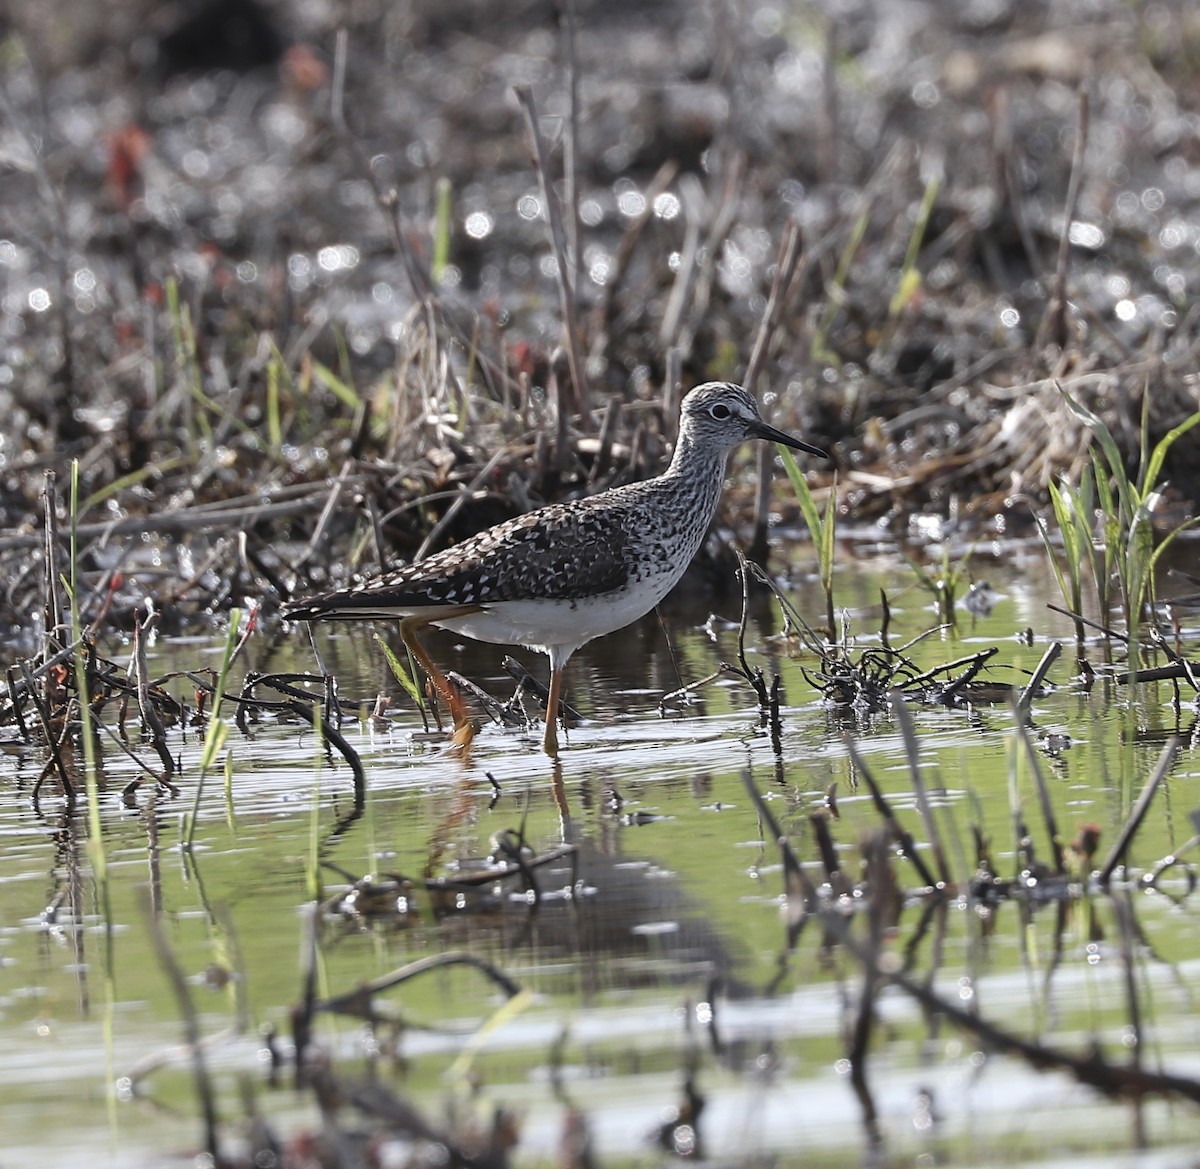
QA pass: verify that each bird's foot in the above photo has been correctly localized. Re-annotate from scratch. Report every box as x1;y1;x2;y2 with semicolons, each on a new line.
451;717;477;750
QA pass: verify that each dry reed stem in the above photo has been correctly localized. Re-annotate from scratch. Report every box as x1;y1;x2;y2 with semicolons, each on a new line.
513;84;593;428
1038;87;1090;352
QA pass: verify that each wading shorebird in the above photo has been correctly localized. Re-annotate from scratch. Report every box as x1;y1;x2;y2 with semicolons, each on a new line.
284;382;827;755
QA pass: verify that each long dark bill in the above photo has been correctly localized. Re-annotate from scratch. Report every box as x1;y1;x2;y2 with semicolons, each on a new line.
749;419;829;460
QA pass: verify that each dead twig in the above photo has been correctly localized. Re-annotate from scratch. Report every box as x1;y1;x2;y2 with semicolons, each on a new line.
891;691;952;886
133;610;175;778
1038;87;1090;351
316;952;522;1021
846;735;940;890
145;890;222;1164
513;84;593;427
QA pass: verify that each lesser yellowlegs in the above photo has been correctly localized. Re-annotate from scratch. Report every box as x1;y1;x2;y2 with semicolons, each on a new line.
284;381;827;755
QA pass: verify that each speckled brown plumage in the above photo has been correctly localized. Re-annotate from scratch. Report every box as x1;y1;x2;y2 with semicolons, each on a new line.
284;382;827;754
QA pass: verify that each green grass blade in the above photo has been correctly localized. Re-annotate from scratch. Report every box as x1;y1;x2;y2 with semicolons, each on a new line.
812;199;871;364
1060;386;1131;508
1143;409;1200;493
266;347;283;452
818;488;837;592
80;457;185;516
889;174;940;317
779;445;824;550
312;360;363;411
1033;505;1071;609
432;176;452;285
186;610;241;851
376;632;425;707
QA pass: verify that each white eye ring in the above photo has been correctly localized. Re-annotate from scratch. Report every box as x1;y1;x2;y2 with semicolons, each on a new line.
709;403;732;420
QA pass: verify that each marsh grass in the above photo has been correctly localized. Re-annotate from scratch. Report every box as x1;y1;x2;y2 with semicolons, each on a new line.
311;356;364;414
903;537;979;628
810;199;871;366
779;445;836;636
1038;463;1105;651
265;342;285;454
1039;385;1200;670
165;276;209;448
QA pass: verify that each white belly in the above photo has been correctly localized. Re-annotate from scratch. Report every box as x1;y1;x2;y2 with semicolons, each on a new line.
434;581;674;658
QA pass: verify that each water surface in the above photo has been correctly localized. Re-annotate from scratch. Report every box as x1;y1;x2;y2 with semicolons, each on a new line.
2;542;1199;1166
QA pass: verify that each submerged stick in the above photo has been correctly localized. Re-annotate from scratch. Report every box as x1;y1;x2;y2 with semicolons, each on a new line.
891;691;952;886
1013;708;1065;875
1112;890;1147;1145
145;891;222;1163
1018;640;1062;721
316;951;522;1019
284;699;366;811
739;768;818;931
846;734;939;890
803;874;1200;1108
836;905;1200;1107
847;833;891;1152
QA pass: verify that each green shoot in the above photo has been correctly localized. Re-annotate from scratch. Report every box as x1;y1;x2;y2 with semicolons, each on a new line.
184;609;241;852
779;445;837;636
888;174;941;318
432;176;452;285
811;199;872;365
376;632;426;710
166;277;212;449
222;743;236;834
312;359;364;412
1036;469;1095;649
1062;387;1200;606
80;456;185;517
903;536;979;629
266;344;283;452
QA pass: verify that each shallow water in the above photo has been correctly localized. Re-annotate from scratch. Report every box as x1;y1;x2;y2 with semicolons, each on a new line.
3;537;1200;1167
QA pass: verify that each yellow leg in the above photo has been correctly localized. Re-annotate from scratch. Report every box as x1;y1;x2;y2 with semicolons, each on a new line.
399;615;473;741
542;666;563;757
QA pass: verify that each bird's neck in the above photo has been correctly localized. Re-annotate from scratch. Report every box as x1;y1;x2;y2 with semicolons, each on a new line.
661;431;729;517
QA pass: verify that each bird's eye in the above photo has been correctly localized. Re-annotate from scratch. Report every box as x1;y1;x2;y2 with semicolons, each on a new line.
709;403;732;420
